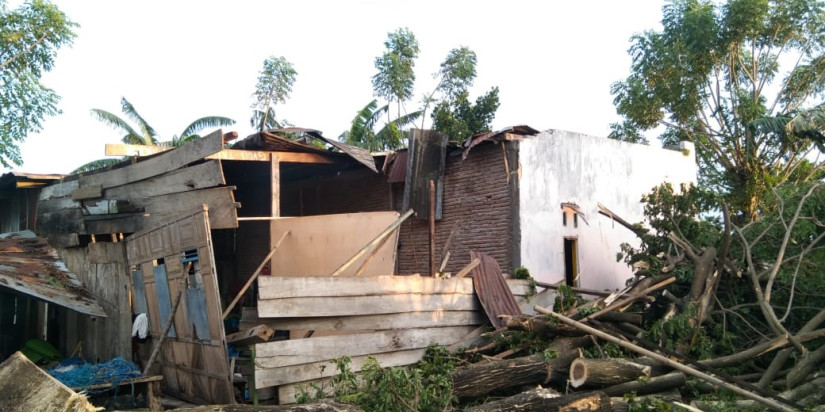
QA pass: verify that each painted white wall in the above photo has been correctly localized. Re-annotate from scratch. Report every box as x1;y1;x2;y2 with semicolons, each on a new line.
518;129;697;291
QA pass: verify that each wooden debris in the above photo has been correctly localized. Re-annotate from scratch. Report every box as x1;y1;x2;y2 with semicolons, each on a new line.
464;389;611;412
226;324;275;346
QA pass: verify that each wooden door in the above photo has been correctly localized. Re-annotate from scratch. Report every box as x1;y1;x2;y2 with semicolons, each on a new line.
126;206;233;404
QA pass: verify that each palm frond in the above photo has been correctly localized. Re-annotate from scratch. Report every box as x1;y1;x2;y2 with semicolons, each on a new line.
120;97;158;143
250;108;281;131
786;105;825;135
89;109;145;144
71;157;127;174
179;116;235;140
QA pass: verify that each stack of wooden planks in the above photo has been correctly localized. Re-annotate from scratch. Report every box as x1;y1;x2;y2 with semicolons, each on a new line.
251;275;535;404
36;130;239;247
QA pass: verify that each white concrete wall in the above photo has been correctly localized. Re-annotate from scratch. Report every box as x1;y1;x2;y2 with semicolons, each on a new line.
518;129;697;291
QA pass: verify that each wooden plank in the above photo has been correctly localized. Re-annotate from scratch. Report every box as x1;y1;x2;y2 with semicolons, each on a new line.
259;275;475;299
270;212;399;277
258;293;480;318
241;310;486;332
103;160;225;200
70;375;163;391
279;378;336;405
38;179;77;200
83;186;238;234
105;143;170;156
470;251;522;329
206;149;336;163
80;129;224;190
71;184;102;200
226;324;274;346
255;325;473;372
35;208;84;235
271;154;279;217
257;349;426;388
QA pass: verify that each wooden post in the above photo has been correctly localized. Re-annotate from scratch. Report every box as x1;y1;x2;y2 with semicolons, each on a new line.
270;154;280;218
429;180;436;277
536;305;796;412
330;209;414;277
222;230;290;319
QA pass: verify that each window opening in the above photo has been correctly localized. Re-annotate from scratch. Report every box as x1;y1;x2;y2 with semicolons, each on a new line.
564;237;579;287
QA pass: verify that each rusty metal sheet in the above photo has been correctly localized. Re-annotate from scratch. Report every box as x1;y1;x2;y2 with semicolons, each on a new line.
469;251;521;328
403;129;447;220
461;125;540;160
0;231;107;317
383;150;408;183
232;128;378;172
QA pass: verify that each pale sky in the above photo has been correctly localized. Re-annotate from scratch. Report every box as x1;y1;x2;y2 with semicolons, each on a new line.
7;1;665;175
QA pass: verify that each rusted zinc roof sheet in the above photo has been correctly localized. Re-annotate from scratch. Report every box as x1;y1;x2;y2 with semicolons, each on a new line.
0;231;107;317
232;127;378;172
461;125;540;160
469;250;521;328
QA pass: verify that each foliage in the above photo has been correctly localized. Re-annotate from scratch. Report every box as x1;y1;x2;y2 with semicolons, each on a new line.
432;87;499;143
340;99;421;151
76;97;234;173
0;0;76;168
372;27;419;117
553;283;586;313
512;266;538;301
320;346;458;412
610;0;825;221
252;56;297;132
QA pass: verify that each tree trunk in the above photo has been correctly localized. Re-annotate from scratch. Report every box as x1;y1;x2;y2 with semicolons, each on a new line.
464;389;611;412
786;344;825;388
569;358;651;388
609;389;683;412
451;351;574;398
600;371;686;397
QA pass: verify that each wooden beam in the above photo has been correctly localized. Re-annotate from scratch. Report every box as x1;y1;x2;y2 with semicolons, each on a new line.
254;326;475;365
241;310;485;332
271;154;280;217
105;144;169;156
258;293;480;318
103;160;225;200
258;275;475;300
205;149;336;164
71;184;102;200
81;129;224;189
330;209;414;276
257;349;426;388
222;230;290;319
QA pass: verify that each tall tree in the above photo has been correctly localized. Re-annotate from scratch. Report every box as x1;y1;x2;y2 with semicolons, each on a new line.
610;0;825;221
252;56;297;132
0;0;76;168
420;46;479;129
431;87;500;143
372;28;419;121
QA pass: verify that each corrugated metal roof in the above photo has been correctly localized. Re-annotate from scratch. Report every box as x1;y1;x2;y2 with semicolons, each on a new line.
0;172;65;191
470;251;522;328
232;128;378;172
461;125;540;160
0;231;107;317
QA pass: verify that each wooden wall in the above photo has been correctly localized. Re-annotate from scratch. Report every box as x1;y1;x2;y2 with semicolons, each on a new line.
59;242;131;363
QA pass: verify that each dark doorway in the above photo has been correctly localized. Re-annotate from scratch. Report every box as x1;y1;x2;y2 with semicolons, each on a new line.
564;237;578;286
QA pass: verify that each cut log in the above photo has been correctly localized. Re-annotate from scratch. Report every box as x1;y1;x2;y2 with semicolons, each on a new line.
451;336;586;399
464;389;611;412
609;389;683;412
168;400;365;411
0;352;97;412
505;315;587;337
569;358;651;388
601;371;686;397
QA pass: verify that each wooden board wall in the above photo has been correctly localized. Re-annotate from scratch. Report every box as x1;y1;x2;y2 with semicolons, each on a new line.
269;212;400;277
126;207;233;405
252;275;535;403
59;242;131;363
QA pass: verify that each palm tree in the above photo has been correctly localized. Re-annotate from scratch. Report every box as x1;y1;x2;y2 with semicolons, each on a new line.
341;99;422;152
73;97;235;173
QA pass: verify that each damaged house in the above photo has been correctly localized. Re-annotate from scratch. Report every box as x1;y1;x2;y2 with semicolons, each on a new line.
0;125;696;405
